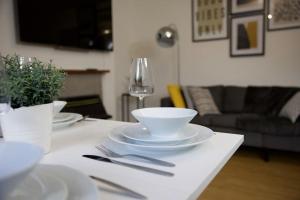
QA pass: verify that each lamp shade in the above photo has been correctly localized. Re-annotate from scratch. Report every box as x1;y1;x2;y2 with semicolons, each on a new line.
156;26;177;48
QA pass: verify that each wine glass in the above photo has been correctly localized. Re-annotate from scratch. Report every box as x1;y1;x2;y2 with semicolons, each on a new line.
129;58;154;109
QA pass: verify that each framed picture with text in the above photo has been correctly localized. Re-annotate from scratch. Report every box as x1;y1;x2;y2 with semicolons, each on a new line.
230;14;265;57
192;0;228;42
231;0;265;14
268;0;300;31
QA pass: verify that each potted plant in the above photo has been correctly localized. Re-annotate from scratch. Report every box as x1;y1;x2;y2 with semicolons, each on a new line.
0;54;65;153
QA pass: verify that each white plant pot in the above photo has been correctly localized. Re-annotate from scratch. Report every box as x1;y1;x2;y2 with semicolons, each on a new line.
0;103;53;153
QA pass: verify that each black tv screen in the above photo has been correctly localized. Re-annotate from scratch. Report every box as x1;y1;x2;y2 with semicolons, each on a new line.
16;0;113;51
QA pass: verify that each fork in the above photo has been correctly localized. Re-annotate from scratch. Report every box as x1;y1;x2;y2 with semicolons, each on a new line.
95;145;175;167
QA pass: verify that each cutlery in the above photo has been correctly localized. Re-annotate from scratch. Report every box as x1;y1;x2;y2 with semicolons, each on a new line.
96;145;175;167
82;155;174;177
90;175;147;199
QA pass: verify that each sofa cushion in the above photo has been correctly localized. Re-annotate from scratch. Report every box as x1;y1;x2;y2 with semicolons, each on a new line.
188;87;220;116
269;87;299;115
167;84;186;108
190;114;211;126
237;116;300;136
208;113;260;128
191;113;259;129
223;86;246;113
209;114;240;128
279;91;300;123
191;114;235;127
206;85;224;111
182;86;194;109
244;86;299;115
244;86;273;114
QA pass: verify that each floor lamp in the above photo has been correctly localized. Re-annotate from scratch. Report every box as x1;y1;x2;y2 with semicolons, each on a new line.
156;25;180;85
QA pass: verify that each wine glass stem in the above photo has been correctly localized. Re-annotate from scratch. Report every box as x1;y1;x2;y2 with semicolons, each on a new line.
137;96;144;109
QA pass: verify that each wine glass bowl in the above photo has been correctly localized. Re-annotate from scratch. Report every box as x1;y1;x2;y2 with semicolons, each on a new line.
129;58;154;108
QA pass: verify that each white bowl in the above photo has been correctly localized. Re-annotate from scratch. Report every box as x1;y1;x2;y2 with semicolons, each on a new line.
53;101;67;116
131;107;197;138
0;142;43;199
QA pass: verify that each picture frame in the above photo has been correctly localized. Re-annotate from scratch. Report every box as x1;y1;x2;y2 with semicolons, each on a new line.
231;0;265;14
192;0;228;42
230;14;265;57
267;0;300;31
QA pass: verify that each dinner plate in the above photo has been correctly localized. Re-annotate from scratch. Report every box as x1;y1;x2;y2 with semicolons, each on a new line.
122;124;198;143
8;172;68;200
108;124;214;152
53;112;75;123
8;164;98;200
53;113;83;129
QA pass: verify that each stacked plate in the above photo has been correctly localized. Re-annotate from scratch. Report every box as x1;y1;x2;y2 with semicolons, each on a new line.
53;113;83;129
108;123;214;152
7;164;98;200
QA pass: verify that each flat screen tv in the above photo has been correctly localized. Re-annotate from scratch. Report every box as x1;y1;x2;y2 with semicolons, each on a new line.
15;0;113;51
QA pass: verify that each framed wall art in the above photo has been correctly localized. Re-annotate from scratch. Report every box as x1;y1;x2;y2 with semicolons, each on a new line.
230;14;265;57
231;0;265;14
192;0;228;42
268;0;300;31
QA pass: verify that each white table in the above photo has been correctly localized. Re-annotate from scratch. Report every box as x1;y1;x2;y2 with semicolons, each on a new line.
42;119;244;200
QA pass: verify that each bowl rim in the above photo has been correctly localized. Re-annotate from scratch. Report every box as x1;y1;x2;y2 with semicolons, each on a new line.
131;107;198;119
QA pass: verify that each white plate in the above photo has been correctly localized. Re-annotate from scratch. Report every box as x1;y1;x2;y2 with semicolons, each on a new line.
53;113;83;129
53;112;75;123
108;124;214;152
8;172;68;200
8;164;98;200
122;124;198;143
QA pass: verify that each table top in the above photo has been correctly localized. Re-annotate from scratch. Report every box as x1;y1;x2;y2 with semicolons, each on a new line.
41;119;244;200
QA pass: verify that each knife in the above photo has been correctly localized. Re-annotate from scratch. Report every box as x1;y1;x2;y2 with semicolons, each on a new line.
83;155;174;177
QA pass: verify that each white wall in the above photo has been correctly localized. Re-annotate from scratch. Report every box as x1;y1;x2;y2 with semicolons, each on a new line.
1;0;299;120
113;0;300;120
0;0;116;117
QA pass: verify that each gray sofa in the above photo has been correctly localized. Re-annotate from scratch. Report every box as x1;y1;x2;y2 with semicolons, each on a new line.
161;85;300;153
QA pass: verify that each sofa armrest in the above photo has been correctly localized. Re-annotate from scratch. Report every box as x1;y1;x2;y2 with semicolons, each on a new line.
160;97;174;107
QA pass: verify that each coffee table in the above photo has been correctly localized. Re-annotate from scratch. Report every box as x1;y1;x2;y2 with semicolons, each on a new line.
42;119;243;200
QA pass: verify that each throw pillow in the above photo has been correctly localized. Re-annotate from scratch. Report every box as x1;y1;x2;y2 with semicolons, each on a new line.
279;91;300;123
167;84;186;108
188;87;220;116
182;86;194;109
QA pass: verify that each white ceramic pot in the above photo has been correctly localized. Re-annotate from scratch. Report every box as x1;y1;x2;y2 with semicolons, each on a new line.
131;107;197;138
0;103;53;153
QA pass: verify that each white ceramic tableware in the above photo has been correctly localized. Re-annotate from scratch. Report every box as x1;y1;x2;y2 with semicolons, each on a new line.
0;142;43;200
53;112;75;123
8;164;98;200
53;101;67;116
0;103;53;153
131;107;197;138
122;124;198;143
52;113;83;129
108;124;214;152
8;173;68;200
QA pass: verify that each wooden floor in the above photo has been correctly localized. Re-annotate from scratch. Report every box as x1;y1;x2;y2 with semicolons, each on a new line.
199;148;300;200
